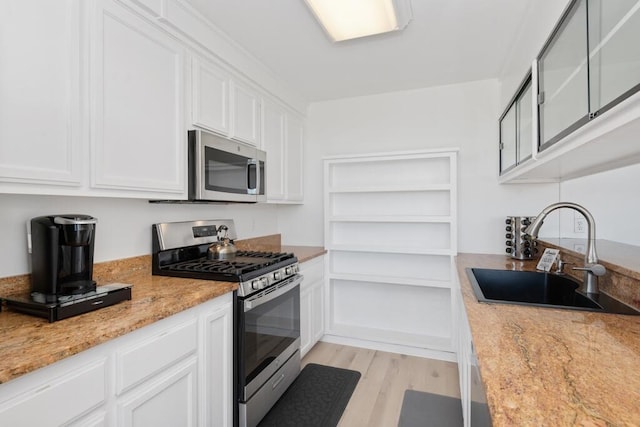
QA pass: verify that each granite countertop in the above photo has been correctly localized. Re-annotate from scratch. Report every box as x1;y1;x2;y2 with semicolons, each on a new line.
456;253;640;426
0;237;326;385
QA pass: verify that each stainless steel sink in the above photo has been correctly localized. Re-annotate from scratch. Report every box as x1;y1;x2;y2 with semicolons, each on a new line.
467;268;640;315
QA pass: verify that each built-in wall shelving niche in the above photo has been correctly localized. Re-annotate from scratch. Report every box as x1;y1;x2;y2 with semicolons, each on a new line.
323;149;458;358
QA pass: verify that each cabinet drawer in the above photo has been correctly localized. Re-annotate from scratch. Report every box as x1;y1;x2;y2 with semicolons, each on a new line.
300;256;324;285
116;319;198;395
0;360;106;425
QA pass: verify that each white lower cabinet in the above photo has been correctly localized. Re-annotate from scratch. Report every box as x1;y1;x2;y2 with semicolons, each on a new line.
117;357;198;427
0;359;106;426
299;256;325;357
0;293;233;427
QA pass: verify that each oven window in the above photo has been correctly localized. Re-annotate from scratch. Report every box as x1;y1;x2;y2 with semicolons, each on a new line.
204;146;248;194
241;286;300;385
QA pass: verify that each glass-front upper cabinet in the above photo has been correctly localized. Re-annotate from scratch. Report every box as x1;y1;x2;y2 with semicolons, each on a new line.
588;0;640;113
499;103;517;174
538;0;589;150
538;0;640;151
499;74;533;175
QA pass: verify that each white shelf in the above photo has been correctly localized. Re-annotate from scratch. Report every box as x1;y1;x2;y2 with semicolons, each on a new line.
328;215;452;223
327;184;451;194
327;323;452;352
329;273;452;289
328;244;453;256
324;150;458;354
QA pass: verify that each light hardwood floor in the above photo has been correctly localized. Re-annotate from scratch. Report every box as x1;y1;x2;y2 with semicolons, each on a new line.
301;342;460;427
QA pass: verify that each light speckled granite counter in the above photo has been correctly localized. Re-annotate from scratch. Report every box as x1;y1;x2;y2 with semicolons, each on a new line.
0;235;325;385
457;253;640;426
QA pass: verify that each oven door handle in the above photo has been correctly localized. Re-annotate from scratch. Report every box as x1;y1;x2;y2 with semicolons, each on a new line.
244;275;302;312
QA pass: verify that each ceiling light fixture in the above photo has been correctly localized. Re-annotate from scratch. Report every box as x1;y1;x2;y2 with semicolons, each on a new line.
304;0;413;42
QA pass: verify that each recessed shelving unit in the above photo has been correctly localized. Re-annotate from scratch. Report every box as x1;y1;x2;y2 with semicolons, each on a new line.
323;149;458;357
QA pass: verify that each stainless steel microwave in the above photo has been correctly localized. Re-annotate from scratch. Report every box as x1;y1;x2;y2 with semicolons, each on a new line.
188;129;266;203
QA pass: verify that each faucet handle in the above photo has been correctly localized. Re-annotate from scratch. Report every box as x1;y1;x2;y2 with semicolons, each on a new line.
555;259;573;274
572;263;607;277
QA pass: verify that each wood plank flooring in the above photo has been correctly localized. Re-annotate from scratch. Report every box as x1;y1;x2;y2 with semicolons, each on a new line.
301;342;460;427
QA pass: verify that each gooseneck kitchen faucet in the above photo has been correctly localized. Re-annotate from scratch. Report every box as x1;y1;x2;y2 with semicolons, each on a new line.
525;202;606;294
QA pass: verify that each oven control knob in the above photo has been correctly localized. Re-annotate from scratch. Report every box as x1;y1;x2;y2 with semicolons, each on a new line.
285;267;292;275
260;277;269;288
273;271;281;281
251;280;260;290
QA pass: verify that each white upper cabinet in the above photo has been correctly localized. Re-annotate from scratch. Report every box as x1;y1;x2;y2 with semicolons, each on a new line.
231;81;261;146
261;99;305;203
191;57;230;136
90;0;185;196
501;0;640;183
285;113;304;202
0;0;82;189
262;99;286;201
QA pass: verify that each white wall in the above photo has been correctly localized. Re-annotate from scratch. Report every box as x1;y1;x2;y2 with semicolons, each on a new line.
558;163;640;245
278;79;559;254
0;194;278;278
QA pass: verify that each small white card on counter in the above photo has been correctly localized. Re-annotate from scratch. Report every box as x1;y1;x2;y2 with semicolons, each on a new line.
536;248;559;272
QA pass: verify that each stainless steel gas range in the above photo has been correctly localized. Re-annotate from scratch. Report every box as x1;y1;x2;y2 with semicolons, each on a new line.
152;220;301;427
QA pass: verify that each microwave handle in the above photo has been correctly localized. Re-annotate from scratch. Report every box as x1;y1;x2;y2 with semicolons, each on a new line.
247;159;258;195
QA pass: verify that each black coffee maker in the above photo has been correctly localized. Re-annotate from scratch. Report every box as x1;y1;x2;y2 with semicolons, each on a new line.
30;214;98;303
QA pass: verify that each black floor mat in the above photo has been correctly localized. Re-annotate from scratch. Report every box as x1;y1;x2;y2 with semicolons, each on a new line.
397;390;464;427
258;363;361;427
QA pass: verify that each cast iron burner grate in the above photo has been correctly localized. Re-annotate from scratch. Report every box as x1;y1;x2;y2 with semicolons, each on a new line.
161;251;296;278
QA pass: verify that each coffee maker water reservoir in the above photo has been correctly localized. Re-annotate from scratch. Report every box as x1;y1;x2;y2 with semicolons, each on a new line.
30;215;98;303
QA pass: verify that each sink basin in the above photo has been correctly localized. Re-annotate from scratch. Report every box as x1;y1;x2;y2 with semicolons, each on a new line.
466;268;640;315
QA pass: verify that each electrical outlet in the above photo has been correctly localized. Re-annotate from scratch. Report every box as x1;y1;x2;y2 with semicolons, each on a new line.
574;212;586;234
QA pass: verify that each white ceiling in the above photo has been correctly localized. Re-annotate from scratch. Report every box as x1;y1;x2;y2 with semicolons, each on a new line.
185;0;534;102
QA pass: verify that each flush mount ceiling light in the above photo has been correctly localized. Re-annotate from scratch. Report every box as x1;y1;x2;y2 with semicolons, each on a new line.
304;0;413;42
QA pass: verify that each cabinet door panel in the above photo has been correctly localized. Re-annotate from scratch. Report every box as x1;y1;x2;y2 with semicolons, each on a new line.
118;359;198;427
0;0;82;186
91;0;185;193
499;105;516;173
0;360;106;426
192;57;229;135
262;100;286;201
285;114;304;201
588;0;640;111
202;303;233;427
232;82;260;146
538;0;589;148
116;319;198;395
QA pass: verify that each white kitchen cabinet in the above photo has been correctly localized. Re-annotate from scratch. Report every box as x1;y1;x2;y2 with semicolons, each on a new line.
191;56;231;136
299;255;325;357
0;0;83;189
284;113;304;202
324;150;458;357
231;81;261;146
261;99;305;203
117;357;198;427
0;293;233;427
90;0;186;197
0;357;106;426
500;0;640;183
200;300;233;427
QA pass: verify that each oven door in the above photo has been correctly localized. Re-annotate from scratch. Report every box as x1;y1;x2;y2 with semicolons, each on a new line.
238;274;301;402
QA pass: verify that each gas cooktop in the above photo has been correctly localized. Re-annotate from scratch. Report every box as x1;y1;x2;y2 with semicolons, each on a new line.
151;220;299;297
156;251;297;282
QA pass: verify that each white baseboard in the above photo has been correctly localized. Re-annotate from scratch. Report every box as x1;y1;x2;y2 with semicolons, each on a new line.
319;334;458;363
